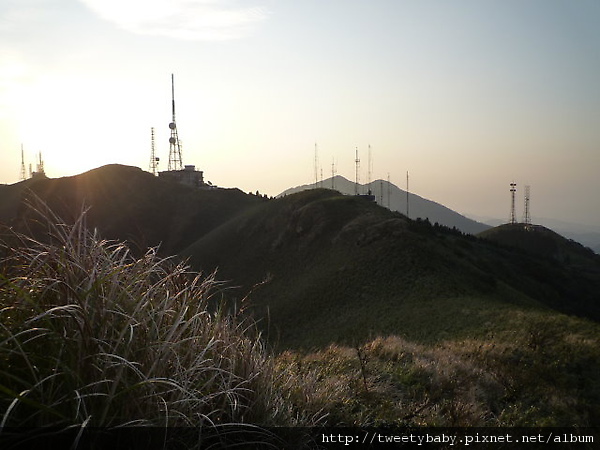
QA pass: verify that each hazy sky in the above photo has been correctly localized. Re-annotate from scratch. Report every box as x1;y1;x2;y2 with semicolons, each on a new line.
1;0;599;226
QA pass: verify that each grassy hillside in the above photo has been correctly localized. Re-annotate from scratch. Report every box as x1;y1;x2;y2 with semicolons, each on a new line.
1;164;266;256
182;189;600;349
276;310;600;426
2;181;599;429
182;189;600;426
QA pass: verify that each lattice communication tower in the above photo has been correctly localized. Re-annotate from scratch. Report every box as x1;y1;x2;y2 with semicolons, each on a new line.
354;147;360;195
523;185;531;225
149;127;159;175
168;74;183;171
509;182;517;224
20;144;26;181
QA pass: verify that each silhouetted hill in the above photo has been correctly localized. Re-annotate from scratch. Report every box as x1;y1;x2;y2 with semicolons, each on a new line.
0;176;48;223
468;213;600;254
279;175;490;235
478;223;600;264
182;189;600;348
0;164;266;255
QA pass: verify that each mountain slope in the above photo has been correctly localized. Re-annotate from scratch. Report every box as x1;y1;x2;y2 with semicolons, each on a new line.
279;175;490;235
182;189;600;348
0;164;266;255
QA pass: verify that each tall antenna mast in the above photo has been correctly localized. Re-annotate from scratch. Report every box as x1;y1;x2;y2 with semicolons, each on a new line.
331;158;336;189
367;144;372;195
314;142;318;188
354;146;360;195
523;185;531;225
406;171;410;218
387;172;391;209
168;74;183;171
509;182;517;224
149;127;159;175
20;144;26;181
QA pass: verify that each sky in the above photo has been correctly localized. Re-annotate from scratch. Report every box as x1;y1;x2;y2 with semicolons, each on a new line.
1;0;599;226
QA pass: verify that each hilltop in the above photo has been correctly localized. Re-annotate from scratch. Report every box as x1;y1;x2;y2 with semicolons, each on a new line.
0;164;266;255
479;222;600;263
279;175;490;235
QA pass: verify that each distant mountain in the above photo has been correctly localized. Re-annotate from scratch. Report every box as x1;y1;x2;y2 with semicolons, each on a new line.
279;175;490;235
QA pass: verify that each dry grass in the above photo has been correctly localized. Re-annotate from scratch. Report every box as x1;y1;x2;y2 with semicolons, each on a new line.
275;327;600;427
0;200;303;434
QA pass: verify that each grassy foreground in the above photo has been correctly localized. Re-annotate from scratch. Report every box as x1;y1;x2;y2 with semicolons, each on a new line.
0;203;314;434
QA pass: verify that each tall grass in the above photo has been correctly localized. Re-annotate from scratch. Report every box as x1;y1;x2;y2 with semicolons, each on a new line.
275;321;600;427
0;201;294;432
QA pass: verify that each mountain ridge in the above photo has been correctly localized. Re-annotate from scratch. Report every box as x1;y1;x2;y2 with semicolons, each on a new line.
2;164;599;349
182;188;600;348
279;175;490;235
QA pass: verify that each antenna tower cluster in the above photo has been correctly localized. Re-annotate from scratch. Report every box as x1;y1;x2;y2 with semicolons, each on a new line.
37;152;44;174
20;147;45;179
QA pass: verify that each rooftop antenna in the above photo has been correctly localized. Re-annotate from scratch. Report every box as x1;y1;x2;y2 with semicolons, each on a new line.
509;182;517;224
523;185;531;225
354;146;360;195
149;127;159;175
168;74;183;171
20;144;26;181
406;171;410;218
